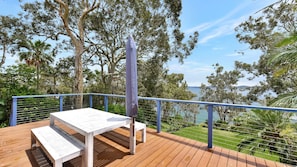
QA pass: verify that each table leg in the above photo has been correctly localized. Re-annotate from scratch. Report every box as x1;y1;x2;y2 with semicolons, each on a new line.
130;118;136;154
85;133;94;167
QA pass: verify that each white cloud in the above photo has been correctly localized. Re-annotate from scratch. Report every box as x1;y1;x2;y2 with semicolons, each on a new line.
212;47;224;51
199;24;234;44
167;61;214;86
185;22;212;34
170;0;279;86
185;1;250;34
186;0;279;44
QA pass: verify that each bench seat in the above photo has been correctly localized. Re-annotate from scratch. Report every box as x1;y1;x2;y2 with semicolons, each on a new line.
31;126;84;167
122;122;146;143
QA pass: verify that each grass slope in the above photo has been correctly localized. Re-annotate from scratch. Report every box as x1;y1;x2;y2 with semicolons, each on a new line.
172;125;279;162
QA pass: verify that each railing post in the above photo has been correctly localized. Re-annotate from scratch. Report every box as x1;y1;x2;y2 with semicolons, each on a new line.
89;94;93;108
9;97;17;126
207;104;214;148
104;96;108;112
156;100;162;133
59;96;63;111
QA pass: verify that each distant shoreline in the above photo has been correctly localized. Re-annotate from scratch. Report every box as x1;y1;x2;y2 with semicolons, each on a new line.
188;85;251;89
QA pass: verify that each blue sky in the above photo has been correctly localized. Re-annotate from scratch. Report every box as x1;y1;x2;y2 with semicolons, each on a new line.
168;0;278;86
1;0;278;86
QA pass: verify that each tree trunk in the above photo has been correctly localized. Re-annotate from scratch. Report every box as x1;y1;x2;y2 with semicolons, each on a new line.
106;63;116;93
54;0;100;108
74;42;84;109
36;65;40;92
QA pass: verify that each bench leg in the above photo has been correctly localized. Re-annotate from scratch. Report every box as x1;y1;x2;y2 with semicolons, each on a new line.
142;127;146;143
54;160;62;167
81;154;85;167
31;132;37;149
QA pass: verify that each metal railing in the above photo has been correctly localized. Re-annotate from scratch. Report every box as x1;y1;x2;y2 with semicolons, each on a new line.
9;93;297;165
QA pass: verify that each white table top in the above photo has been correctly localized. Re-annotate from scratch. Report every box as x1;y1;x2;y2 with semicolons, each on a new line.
50;108;131;135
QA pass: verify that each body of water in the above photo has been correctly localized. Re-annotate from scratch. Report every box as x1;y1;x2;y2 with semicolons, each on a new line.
187;86;219;124
187;86;297;124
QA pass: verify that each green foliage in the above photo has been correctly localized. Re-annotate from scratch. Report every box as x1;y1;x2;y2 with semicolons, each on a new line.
0;15;28;67
161;73;196;100
16;97;59;124
18;0;198;96
18;40;55;93
0;64;41;126
275;34;297;47
1;1;197;122
3;64;38;95
137;100;157;125
268;92;297;108
166;114;184;132
235;0;297;105
235;1;297;51
0;100;6;122
138;56;164;97
200;63;249;123
0;121;8;128
213;120;228;130
234;109;297;165
107;104;126;116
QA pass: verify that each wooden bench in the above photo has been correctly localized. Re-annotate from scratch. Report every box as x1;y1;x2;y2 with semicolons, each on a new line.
122;122;146;143
31;126;84;167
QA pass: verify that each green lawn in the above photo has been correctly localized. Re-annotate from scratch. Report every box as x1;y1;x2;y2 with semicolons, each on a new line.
172;125;280;162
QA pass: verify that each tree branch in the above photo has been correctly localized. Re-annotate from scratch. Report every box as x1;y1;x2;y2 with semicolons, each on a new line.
0;45;6;67
54;0;77;44
78;0;100;42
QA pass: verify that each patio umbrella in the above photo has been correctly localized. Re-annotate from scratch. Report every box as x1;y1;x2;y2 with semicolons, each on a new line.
125;35;138;154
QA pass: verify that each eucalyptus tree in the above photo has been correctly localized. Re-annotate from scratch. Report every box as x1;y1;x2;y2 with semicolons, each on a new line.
19;0;102;107
137;55;164;97
84;0;198;95
54;56;75;93
161;72;197;127
19;0;198;107
235;0;297;101
18;40;55;92
200;63;249;124
0;16;27;67
42;65;61;94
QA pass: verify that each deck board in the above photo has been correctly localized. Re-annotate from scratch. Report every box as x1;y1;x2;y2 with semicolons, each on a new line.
207;146;222;167
0;120;291;167
228;149;238;167
237;151;247;167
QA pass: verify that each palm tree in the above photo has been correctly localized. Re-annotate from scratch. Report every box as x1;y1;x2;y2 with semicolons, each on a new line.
236;109;296;164
19;40;54;92
267;34;297;106
268;34;297;67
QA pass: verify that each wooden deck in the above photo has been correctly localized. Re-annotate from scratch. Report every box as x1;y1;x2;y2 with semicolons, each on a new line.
0;120;289;167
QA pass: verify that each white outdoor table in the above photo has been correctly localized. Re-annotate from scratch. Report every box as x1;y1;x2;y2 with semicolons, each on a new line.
49;108;133;167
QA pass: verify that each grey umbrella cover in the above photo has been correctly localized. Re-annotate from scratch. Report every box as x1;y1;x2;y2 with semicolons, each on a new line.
125;36;138;117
